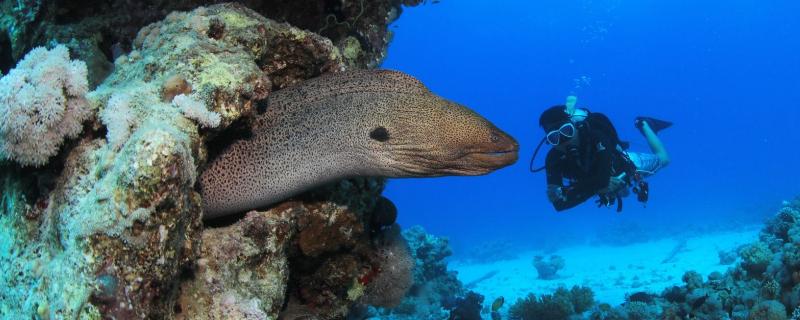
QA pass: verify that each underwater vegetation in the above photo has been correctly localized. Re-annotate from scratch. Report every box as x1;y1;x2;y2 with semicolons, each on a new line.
508;286;595;320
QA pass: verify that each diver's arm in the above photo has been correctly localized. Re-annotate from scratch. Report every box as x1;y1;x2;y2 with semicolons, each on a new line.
544;152;571;211
552;191;593;211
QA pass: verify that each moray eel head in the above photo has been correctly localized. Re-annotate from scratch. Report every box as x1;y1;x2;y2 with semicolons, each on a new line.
366;97;519;177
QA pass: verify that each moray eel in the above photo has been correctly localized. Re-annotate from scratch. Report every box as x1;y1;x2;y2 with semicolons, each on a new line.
199;70;518;219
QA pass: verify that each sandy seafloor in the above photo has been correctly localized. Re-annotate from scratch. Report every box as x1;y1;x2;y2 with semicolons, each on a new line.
450;226;761;315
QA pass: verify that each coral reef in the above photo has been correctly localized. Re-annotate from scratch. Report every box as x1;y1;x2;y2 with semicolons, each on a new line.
404;225;455;285
175;207;296;319
589;196;800;319
0;0;424;86
0;44;90;166
508;286;595;320
719;247;739;265
534;255;566;280
365;225;466;319
0;3;427;319
358;226;415;309
444;290;484;320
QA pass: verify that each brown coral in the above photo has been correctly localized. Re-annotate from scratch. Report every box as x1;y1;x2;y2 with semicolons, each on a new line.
176;207;297;319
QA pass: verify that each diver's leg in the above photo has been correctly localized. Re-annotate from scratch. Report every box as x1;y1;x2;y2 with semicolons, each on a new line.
639;121;670;168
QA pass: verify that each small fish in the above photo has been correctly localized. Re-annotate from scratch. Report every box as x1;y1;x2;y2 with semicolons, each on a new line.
491;296;505;312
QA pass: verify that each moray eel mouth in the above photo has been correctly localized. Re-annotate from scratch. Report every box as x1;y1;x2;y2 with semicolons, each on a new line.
447;132;519;175
391;129;519;176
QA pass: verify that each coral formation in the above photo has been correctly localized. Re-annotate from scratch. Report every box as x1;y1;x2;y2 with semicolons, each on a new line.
367;225;466;319
0;44;90;166
404;225;455;285
359;229;414;308
0;3;427;319
588;196;800;319
534;255;566;280
719;248;739;265
175;207;296;319
0;0;424;86
445;290;484;320
508;286;595;320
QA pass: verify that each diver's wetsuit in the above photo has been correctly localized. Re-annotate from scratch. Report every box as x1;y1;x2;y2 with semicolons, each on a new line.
545;127;622;211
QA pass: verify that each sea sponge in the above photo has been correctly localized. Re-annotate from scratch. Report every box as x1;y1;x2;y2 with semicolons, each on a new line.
161;74;192;102
360;231;414;308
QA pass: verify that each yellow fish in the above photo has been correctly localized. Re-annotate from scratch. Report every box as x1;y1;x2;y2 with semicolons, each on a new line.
491;296;505;312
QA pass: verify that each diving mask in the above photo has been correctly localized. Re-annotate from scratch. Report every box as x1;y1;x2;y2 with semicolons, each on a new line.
546;122;576;145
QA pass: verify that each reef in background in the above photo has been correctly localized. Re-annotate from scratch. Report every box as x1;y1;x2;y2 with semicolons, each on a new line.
506;195;800;320
354;225;468;319
0;2;428;319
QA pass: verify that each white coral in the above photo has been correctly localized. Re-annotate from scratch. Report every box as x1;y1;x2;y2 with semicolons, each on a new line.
173;93;221;128
0;44;91;166
100;93;135;150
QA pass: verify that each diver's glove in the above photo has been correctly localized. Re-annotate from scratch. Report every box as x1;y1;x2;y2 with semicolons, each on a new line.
596;193;616;208
599;174;627;194
547;185;567;203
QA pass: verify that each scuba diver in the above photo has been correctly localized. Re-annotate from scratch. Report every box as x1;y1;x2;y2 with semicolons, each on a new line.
531;96;672;212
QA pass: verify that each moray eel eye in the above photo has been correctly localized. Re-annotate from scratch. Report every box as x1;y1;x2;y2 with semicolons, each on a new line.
490;131;501;143
370;126;390;142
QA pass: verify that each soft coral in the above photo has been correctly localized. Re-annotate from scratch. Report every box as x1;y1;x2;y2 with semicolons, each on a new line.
0;44;90;167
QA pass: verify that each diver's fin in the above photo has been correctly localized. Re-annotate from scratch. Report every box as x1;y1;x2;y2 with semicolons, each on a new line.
635;116;672;134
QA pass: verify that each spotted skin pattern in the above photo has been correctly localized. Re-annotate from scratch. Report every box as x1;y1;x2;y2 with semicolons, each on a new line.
199;70;518;219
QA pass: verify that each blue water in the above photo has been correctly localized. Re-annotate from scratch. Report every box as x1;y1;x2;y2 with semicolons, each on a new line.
382;0;800;257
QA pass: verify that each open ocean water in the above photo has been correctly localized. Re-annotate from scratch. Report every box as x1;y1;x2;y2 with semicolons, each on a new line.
382;0;800;259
